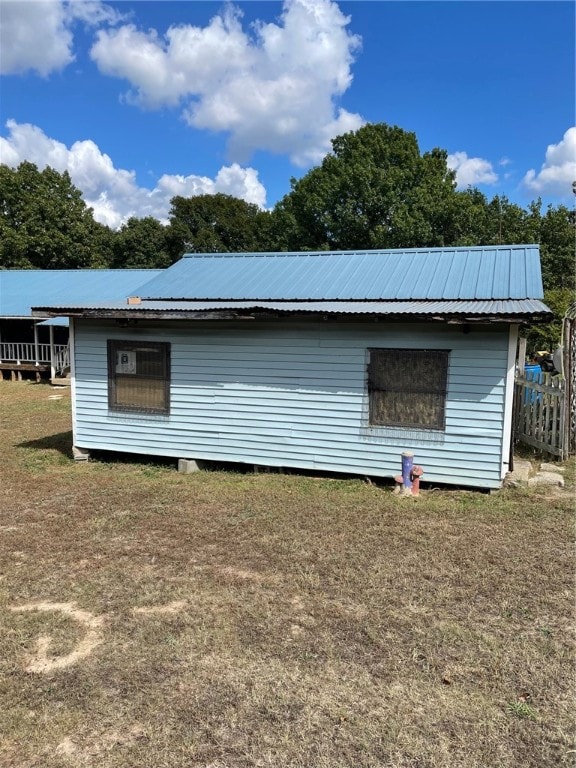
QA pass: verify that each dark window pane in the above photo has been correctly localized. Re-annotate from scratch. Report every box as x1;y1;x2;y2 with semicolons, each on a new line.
108;340;170;414
113;377;167;410
368;349;448;430
136;348;166;378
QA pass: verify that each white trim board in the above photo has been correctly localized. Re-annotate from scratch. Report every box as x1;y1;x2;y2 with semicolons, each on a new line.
501;324;519;479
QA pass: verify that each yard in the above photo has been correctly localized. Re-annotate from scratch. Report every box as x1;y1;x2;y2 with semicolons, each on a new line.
0;383;573;768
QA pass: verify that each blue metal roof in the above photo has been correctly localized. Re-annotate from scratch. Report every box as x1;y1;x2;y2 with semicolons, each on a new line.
134;245;544;302
0;269;163;318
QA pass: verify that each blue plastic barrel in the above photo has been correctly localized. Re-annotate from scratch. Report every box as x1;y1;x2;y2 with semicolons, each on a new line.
525;364;543;381
523;364;543;403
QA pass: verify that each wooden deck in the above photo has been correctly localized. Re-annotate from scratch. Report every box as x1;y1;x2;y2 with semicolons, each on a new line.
0;362;51;381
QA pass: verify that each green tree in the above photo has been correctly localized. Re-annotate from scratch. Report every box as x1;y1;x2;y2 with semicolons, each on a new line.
111;216;171;268
525;287;573;353
522;203;574;354
446;191;539;247
272;123;459;251
90;220;116;269
0;162;110;269
166;193;272;261
538;203;575;292
449;194;574;291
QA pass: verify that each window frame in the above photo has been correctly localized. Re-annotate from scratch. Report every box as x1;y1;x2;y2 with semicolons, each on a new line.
107;339;171;415
367;348;449;431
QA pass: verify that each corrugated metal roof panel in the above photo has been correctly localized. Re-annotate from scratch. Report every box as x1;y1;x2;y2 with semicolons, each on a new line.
32;299;552;317
0;269;163;317
135;246;544;302
474;248;496;298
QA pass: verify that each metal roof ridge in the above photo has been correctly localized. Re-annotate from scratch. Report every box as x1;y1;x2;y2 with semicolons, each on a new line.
138;296;537;304
181;244;540;259
0;268;162;274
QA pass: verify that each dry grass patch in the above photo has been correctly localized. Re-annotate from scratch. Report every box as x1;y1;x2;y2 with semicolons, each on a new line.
0;382;573;768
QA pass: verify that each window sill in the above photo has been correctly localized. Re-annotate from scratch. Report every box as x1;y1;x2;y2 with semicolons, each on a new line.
107;411;170;423
360;424;446;445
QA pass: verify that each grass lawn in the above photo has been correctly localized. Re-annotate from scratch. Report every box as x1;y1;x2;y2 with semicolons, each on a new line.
0;382;573;768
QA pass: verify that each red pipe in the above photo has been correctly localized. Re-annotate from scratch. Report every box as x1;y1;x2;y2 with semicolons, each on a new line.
411;465;424;496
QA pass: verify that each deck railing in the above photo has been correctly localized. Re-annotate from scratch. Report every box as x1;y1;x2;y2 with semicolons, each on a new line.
54;345;70;373
0;343;70;373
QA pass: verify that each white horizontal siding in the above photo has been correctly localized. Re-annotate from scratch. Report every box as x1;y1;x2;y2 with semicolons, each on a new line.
73;320;512;488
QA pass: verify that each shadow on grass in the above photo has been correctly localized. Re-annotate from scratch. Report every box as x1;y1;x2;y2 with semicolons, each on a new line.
90;450;396;487
18;431;74;459
91;449;362;477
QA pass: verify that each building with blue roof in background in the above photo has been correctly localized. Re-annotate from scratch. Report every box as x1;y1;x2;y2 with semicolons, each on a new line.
0;269;161;380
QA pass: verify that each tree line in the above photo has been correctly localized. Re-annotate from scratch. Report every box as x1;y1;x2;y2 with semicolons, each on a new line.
1;123;573;349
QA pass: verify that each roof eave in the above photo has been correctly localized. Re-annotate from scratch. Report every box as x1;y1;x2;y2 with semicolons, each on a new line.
32;307;553;324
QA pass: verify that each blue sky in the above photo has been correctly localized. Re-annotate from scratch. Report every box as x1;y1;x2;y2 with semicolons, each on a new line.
0;0;574;228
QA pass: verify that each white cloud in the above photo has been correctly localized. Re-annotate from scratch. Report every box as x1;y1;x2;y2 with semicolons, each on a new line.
0;0;121;77
523;127;576;197
447;151;498;188
0;0;73;75
65;0;122;27
0;120;267;228
90;0;364;165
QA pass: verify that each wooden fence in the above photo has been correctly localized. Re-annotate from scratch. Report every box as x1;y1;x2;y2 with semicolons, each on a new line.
513;306;576;461
564;305;576;457
514;374;567;458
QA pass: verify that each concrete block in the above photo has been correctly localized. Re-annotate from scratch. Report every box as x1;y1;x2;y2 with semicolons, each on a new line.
539;462;565;473
178;458;200;474
506;459;532;485
72;446;90;462
527;472;564;488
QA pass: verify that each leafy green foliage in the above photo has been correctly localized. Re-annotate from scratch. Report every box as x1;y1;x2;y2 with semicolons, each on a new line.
524;287;573;353
507;701;537;720
446;192;540;247
111;217;171;268
166;193;273;261
273;124;459;251
0;162;109;269
537;203;575;292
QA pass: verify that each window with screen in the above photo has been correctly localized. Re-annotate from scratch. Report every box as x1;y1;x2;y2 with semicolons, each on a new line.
108;340;170;414
368;348;449;430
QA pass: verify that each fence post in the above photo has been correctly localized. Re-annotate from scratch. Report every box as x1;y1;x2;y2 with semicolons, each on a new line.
562;314;574;458
33;324;40;367
49;326;56;380
517;337;527;376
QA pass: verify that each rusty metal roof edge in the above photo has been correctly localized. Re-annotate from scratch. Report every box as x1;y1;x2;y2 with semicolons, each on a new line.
32;298;552;319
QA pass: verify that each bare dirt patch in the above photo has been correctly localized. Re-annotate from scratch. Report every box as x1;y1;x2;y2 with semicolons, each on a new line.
0;383;574;768
53;724;147;762
133;600;187;615
9;601;104;673
217;566;270;583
